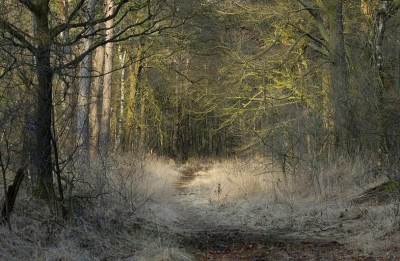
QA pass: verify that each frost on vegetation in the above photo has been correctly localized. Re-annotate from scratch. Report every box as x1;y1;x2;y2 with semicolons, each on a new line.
0;156;400;259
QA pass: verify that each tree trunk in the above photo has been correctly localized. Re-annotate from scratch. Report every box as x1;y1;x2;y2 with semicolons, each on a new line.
327;0;357;152
124;41;145;152
298;0;356;153
374;0;390;165
138;84;147;153
58;0;77;157
34;0;55;200
172;96;182;162
89;45;105;159
114;45;126;152
99;0;115;156
77;0;96;169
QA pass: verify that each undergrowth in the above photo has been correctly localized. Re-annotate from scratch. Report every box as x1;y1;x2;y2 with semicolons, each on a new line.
0;154;398;260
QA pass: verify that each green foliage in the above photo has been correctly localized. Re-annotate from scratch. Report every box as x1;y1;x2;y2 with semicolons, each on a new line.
373;181;400;192
32;185;44;198
360;181;400;201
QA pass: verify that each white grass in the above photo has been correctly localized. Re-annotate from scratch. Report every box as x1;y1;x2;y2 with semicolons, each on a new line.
0;154;399;259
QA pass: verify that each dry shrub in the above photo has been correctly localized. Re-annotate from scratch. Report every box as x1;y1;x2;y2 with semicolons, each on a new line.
314;155;369;200
71;155;178;221
0;155;194;261
201;157;285;203
277;154;381;202
197;154;385;207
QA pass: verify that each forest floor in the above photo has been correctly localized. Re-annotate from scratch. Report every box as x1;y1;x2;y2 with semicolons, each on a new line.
141;160;400;261
2;157;400;260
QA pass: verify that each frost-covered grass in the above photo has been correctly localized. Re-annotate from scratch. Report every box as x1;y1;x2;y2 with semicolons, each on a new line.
0;155;399;260
0;156;194;261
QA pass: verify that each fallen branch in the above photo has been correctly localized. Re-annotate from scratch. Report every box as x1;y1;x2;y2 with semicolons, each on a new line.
2;168;25;223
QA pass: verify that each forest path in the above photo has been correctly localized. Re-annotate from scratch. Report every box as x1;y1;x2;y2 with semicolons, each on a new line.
168;163;399;261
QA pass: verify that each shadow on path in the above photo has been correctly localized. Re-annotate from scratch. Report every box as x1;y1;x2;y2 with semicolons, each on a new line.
179;227;382;261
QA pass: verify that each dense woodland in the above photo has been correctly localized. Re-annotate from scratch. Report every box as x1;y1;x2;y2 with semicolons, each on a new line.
1;0;400;216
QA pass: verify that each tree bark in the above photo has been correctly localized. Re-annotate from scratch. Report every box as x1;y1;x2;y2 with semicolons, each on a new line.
77;0;96;169
172;96;182;162
326;0;357;152
89;45;105;159
34;0;55;200
138;83;147;153
99;0;115;157
374;0;390;165
57;0;77;157
124;41;145;152
298;0;356;152
114;45;126;152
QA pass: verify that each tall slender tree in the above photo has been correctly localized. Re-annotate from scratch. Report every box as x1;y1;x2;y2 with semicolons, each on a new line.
0;0;184;204
77;0;97;170
99;0;115;157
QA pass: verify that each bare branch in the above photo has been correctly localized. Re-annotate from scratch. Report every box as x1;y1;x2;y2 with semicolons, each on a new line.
289;22;329;57
296;0;329;42
17;0;35;12
0;19;35;53
50;0;129;38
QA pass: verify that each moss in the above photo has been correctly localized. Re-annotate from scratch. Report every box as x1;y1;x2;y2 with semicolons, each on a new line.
32;185;44;197
374;181;399;192
357;181;400;203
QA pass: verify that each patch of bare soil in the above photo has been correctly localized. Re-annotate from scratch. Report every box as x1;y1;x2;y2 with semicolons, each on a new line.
172;164;400;261
189;232;385;261
174;165;209;192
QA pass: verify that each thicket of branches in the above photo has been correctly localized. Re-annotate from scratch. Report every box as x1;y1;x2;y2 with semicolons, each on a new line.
1;0;400;220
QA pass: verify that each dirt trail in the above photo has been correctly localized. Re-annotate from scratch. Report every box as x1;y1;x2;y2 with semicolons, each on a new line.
171;164;400;261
